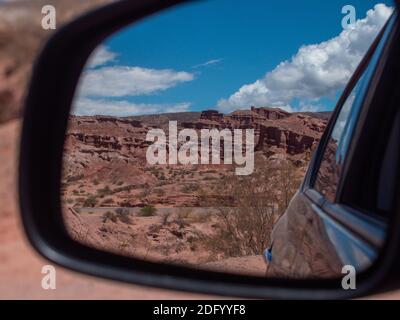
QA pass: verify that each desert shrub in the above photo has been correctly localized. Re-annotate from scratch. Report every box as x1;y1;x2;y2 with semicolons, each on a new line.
276;160;302;213
66;174;84;183
169;209;191;229
83;195;97;208
97;185;112;196
199;158;302;259
177;208;191;219
102;211;117;223
118;215;133;224
93;179;99;186
113;184;135;194
189;211;211;224
139;205;157;217
101;198;113;205
202;175;217;181
115;208;129;215
173;215;187;229
161;212;171;226
120;201;136;208
175;242;185;253
154;243;172;256
180;183;198;194
139;188;150;198
115;208;133;224
155;188;166;197
148;167;160;177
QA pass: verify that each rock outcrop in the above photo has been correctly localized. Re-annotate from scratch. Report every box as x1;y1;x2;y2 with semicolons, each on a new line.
62;108;330;208
182;107;329;157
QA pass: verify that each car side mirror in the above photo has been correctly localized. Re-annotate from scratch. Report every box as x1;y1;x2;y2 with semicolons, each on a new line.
19;0;400;299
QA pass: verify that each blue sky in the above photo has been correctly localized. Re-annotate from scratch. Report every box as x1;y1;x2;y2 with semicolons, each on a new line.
73;0;394;116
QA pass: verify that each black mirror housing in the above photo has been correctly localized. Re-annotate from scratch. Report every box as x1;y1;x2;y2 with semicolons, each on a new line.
19;0;400;299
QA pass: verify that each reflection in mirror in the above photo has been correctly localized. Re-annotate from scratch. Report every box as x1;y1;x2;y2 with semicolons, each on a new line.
62;0;393;278
314;89;357;202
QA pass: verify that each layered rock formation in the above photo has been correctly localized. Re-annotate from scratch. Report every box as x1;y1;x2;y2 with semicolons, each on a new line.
183;107;329;158
62;107;330;208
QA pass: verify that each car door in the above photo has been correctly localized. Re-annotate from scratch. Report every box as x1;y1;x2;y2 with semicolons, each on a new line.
267;12;398;279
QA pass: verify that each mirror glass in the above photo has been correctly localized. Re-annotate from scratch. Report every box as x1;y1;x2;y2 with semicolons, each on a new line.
62;0;393;279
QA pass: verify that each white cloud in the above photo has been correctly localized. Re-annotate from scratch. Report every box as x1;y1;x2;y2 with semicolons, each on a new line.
217;3;393;113
87;45;117;68
72;98;191;117
193;59;222;68
78;66;194;98
75;46;195;116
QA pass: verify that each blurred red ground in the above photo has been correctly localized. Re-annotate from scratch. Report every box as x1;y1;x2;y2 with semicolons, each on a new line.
0;120;216;299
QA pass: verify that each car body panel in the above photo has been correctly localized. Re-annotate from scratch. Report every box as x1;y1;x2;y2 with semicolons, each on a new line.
267;192;378;279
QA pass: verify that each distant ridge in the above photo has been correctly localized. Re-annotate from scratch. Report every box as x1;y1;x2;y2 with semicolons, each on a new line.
294;111;331;120
129;112;201;127
124;108;332;127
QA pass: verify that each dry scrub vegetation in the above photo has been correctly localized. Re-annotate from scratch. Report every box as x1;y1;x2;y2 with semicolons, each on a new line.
197;158;302;260
65;157;304;273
